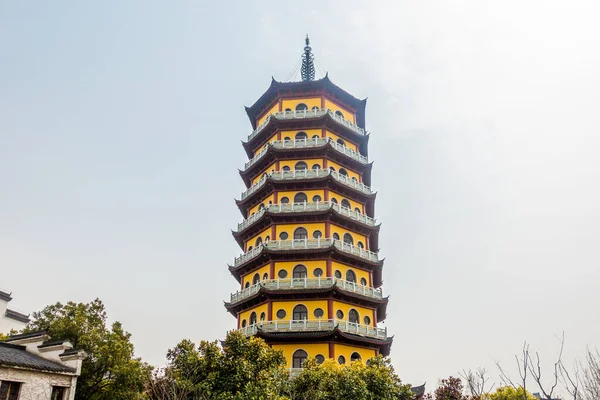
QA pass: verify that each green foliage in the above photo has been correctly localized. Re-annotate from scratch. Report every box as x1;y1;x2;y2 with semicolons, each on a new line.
291;356;413;400
482;386;536;400
25;298;151;400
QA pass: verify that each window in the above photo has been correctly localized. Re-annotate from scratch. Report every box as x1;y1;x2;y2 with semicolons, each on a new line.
313;230;322;239
295;161;308;170
312;164;321;170
279;232;289;240
334;270;342;279
339;168;348;176
336;310;344;319
280;197;290;204
278;269;288;279
346;270;356;283
314;268;323;277
285;108;292;112
312;106;320;111
360;277;367;286
293;349;308;368
260;312;266;321
363;315;371;325
263;273;269;281
315;354;325;364
253;273;260;284
255;237;263;247
245;282;250;288
282;166;291;172
241;319;247;327
337;138;346;146
341;199;351;208
357;241;364;248
333;233;340;240
335;110;344;119
312;134;320;139
314;308;324;318
294;192;308;203
284;136;291;141
250;312;257;325
349;309;359;324
293;265;307;279
0;381;21;400
329;166;336;172
338;355;346;364
312;195;322;202
294;227;308;240
265;235;270;242
295;103;308;111
259;203;265;210
247;246;253;251
330;198;338;204
293;304;308;320
355;207;361;213
51;386;67;400
350;352;361;362
352;176;358;182
343;233;354;245
295;131;308;139
276;309;287;319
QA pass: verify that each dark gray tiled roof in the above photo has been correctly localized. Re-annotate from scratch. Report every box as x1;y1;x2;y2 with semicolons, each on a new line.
0;290;12;302
5;330;47;341
0;342;75;373
5;309;30;323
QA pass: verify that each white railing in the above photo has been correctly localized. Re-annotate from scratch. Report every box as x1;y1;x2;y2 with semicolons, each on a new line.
233;238;379;267
288;368;303;377
247;108;366;142
239;319;388;340
240;169;374;200
244;137;369;170
236;201;377;232
229;278;383;304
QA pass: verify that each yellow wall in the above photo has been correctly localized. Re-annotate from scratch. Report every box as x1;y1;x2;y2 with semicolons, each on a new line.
331;261;371;286
281;97;322;111
275;222;325;240
247;194;275;216
277;189;325;203
333;301;375;327
245;227;271;251
274;343;330;366
328;191;364;213
280;128;322;140
324;130;358;152
330;224;367;246
324;99;355;124
238;302;269;328
257;103;279;127
241;264;271;287
274;260;327;279
327;160;361;182
334;343;376;363
272;299;329;320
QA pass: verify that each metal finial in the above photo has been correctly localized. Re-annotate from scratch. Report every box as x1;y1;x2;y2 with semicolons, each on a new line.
301;35;315;82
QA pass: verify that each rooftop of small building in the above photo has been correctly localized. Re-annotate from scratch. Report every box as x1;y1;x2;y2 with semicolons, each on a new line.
0;342;76;373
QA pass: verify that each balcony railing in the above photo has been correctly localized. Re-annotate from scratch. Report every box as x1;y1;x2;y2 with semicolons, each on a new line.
229;278;384;304
233;238;380;267
240;169;374;200
236;201;378;232
247;108;366;142
239;319;388;340
244;137;369;170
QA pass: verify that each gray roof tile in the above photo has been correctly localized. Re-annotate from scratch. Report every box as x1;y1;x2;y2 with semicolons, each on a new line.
0;342;75;373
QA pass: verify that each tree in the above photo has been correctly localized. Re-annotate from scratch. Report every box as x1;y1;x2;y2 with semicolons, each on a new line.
434;376;468;400
291;356;413;400
151;330;290;400
581;347;600;400
482;387;536;400
24;298;151;400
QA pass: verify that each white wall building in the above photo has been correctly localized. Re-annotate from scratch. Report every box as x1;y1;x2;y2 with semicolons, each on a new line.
0;331;86;400
0;291;30;335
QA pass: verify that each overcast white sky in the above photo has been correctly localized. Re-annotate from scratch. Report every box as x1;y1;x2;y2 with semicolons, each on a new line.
1;1;599;394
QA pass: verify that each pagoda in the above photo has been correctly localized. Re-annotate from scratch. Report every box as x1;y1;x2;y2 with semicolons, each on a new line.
225;37;392;372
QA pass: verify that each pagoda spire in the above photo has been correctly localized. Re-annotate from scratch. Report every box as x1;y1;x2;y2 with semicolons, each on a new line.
301;35;315;82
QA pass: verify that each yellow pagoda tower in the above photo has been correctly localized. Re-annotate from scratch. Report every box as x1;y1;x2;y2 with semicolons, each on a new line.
225;37;391;373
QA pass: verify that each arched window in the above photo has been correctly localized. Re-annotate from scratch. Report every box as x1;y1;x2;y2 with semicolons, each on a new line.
339;168;348;176
250;312;257;325
349;309;359;324
350;352;361;362
337;138;346;147
255;237;263;247
312;134;320;139
312;164;321;170
293;349;308;368
294;192;308;203
253;273;260;285
335;110;344;119
333;232;340;240
293;265;307;279
334;270;342;279
343;233;354;245
312;195;322;202
285;108;292;112
293;304;308;320
330;198;338;204
245;282;250;288
294;227;308;240
313;230;322;239
311;106;320;111
295;131;308;140
282;166;291;172
247;246;253;251
338;355;346;365
354;207;361;213
259;203;266;210
360;277;367;286
329;166;336;172
280;197;290;204
284;136;291;141
341;199;351;208
295;161;308;170
346;270;356;283
295;103;308;111
357;241;364;249
260;312;266;321
241;319;247;328
265;235;270;242
263;273;269;281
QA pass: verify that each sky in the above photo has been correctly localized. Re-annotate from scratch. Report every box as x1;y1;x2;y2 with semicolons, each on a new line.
1;0;599;394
